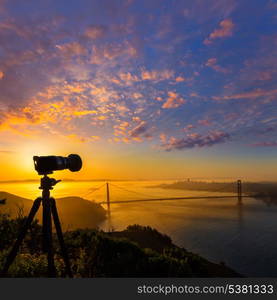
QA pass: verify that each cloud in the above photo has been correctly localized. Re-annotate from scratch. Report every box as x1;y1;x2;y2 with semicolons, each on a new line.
129;121;147;137
198;119;213;126
73;110;98;116
250;141;277;147
182;124;195;132
159;133;167;143
0;17;70;107
90;41;138;64
66;134;100;143
111;119;149;143
67;134;89;143
83;25;107;39
118;72;140;85
213;88;277;101
175;76;185;82
0;79;122;137
162;91;186;109
132;93;143;99
204;19;234;45
56;42;87;58
114;69;175;85
254;127;276;135
205;58;228;73
238;34;277;87
161;131;230;151
0;150;14;154
257;71;272;81
141;70;174;82
113;121;130;136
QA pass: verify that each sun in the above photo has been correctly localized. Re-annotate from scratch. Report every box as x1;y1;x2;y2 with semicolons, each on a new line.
14;141;60;177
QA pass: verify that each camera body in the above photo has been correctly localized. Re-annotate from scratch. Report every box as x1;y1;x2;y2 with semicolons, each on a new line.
33;154;82;175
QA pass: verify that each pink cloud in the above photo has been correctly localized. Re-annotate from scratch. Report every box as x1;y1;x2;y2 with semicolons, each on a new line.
159;133;167;143
113;121;130;136
204;19;234;45
56;42;87;58
198;119;213;126
250;141;277;147
257;71;272;81
213;88;277;101
237;35;277;88
118;72;140;85
162;91;186;109
161;131;230;151
205;58;228;73
128;121;147;137
90;41;138;64
175;76;185;82
83;25;106;39
182;124;195;132
141;69;174;82
113;69;174;85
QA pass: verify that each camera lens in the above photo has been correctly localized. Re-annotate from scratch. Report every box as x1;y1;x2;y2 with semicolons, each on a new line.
67;154;82;172
33;154;82;174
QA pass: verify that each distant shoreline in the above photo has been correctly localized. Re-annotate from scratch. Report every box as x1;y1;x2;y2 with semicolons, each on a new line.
154;181;277;202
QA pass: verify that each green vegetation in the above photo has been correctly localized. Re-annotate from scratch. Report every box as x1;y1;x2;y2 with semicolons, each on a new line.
0;214;240;277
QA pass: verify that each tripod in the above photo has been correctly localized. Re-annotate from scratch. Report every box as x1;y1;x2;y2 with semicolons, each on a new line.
1;175;72;277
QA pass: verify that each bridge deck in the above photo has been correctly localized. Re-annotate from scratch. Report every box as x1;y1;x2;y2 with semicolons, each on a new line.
99;195;251;205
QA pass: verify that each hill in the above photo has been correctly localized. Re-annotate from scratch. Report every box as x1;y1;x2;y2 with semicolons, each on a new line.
55;197;106;229
107;225;240;277
0;191;106;229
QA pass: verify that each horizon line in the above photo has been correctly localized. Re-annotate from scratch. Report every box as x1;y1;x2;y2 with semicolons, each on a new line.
0;178;276;184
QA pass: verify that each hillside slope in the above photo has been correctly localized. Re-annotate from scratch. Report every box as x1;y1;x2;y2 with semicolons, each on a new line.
0;192;106;229
108;225;241;277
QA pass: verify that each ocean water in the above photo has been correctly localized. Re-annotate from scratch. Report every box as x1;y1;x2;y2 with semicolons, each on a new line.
1;180;277;277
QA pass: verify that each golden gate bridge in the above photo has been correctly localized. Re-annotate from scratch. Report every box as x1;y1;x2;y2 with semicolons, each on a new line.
79;180;248;230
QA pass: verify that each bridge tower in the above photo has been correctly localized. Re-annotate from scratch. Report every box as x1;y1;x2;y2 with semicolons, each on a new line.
106;182;111;231
237;179;242;204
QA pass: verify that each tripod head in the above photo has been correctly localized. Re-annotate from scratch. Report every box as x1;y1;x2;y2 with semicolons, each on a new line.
39;174;61;194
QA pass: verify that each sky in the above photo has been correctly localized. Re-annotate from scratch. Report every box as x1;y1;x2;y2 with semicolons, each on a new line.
0;0;276;181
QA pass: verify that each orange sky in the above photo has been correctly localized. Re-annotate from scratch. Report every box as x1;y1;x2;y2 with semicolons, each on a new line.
0;134;276;181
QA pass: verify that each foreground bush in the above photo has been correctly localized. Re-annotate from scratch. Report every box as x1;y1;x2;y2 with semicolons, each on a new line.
0;215;239;277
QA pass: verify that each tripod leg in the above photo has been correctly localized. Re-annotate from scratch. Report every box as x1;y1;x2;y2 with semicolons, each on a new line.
51;198;73;278
1;197;42;276
42;196;56;277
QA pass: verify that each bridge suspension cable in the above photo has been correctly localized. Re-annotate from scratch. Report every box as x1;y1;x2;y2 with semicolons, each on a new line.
79;183;106;198
109;182;161;200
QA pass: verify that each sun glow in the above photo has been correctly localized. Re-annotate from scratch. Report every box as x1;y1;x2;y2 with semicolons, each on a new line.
0;140;61;180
